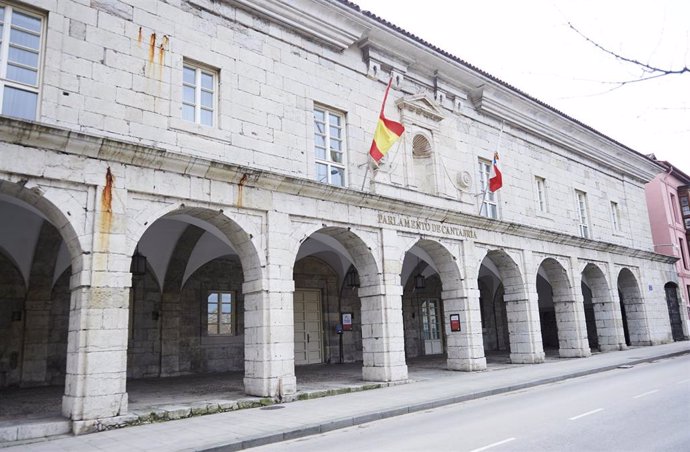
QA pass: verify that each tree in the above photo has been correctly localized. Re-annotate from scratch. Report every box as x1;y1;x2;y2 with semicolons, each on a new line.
569;22;690;87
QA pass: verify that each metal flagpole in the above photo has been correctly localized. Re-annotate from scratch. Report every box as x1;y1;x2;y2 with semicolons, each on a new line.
361;162;371;191
478;121;505;215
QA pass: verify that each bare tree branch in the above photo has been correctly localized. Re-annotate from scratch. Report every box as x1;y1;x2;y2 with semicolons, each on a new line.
568;22;690;78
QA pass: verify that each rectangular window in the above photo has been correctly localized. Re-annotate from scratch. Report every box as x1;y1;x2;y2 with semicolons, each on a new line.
207;291;234;335
0;5;44;120
182;62;216;126
314;106;345;187
684;218;690;230
535;176;547;213
478;159;498;219
679;238;689;270
576;190;589;238
670;193;680;223
610;201;621;232
681;196;690;216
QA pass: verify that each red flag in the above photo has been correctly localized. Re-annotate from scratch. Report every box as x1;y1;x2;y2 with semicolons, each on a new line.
369;78;405;165
489;152;502;192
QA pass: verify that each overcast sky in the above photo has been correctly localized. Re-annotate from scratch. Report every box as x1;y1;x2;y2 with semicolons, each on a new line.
353;0;690;175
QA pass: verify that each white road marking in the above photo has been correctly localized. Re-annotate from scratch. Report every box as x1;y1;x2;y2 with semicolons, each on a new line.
569;408;604;420
676;378;690;384
633;389;659;399
469;437;516;452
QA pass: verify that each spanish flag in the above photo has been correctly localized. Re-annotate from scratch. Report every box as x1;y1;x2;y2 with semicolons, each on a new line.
369;78;405;165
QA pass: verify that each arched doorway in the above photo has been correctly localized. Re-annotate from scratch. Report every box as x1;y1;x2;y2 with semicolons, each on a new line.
581;263;625;351
537;258;589;358
479;250;542;364
402;239;484;371
617;268;650;346
128;206;264;393
0;181;82;421
291;227;399;382
664;282;685;341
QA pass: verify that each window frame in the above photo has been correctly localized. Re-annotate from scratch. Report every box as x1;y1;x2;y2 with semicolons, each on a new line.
575;190;590;238
679;238;689;270
182;61;217;127
206;290;235;336
610;200;621;232
0;3;45;121
313;105;346;187
535;176;547;214
478;158;498;219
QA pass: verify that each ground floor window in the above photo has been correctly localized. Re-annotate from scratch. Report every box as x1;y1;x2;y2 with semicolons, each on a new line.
207;291;234;335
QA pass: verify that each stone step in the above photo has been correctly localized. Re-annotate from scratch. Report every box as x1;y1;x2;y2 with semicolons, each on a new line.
0;418;71;444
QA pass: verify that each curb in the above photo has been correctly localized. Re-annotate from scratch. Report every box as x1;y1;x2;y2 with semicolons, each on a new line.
202;349;690;451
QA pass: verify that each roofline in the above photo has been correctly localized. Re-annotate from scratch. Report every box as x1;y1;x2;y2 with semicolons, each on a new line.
335;0;666;172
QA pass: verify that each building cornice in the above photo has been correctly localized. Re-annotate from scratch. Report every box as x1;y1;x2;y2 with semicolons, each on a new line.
223;0;367;51
0;118;674;265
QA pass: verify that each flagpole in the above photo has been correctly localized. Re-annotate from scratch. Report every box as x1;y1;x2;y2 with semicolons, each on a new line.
478;121;505;215
361;161;371;191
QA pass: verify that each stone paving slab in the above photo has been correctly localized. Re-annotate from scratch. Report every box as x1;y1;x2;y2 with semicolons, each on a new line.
3;341;688;451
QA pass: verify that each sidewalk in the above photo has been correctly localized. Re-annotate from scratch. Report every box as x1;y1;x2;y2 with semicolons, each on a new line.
5;341;689;451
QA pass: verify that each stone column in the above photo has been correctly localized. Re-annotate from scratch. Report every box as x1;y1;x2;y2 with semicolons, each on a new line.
358;228;407;382
359;281;408;381
62;169;130;432
243;210;295;399
553;258;590;358
443;287;486;371
513;250;545;364
243;278;296;398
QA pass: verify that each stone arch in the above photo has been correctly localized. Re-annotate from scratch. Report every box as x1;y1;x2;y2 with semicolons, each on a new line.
402;239;485;371
293;226;387;381
130;204;264;285
617;267;650;346
581;263;625;351
480;249;543;364
537;258;590;358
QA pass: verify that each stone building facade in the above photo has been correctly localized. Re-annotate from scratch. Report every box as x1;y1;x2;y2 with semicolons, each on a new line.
0;0;681;432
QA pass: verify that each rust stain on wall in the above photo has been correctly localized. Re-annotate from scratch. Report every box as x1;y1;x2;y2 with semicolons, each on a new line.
158;35;169;80
237;173;248;208
100;167;114;236
137;26;143;46
148;33;157;65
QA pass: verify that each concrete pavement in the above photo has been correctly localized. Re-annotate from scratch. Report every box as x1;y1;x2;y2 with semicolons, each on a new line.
4;341;689;451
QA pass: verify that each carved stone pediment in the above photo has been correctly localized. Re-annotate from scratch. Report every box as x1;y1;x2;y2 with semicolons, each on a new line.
396;94;446;124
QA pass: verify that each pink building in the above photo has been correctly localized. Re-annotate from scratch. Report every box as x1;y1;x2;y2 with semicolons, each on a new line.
645;156;690;340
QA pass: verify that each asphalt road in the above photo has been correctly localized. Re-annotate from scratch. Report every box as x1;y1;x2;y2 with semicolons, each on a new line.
253;355;690;451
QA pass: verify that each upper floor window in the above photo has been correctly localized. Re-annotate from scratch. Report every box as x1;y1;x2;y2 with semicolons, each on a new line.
680;196;690;217
535;176;547;213
182;62;216;126
207;291;235;336
610;201;621;232
679;238;689;270
314;106;345;187
0;5;43;120
478;159;498;219
576;190;590;238
670;193;680;223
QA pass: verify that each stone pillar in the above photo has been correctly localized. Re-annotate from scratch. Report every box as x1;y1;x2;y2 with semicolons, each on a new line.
553;258;590;358
593;297;626;351
243;210;295;399
443;287;486;371
62;168;130;430
243;280;296;398
359;281;408;381
512;251;545;364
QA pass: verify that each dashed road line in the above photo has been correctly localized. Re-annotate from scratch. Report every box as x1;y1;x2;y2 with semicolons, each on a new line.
633;389;659;399
569;408;604;420
469;437;517;452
